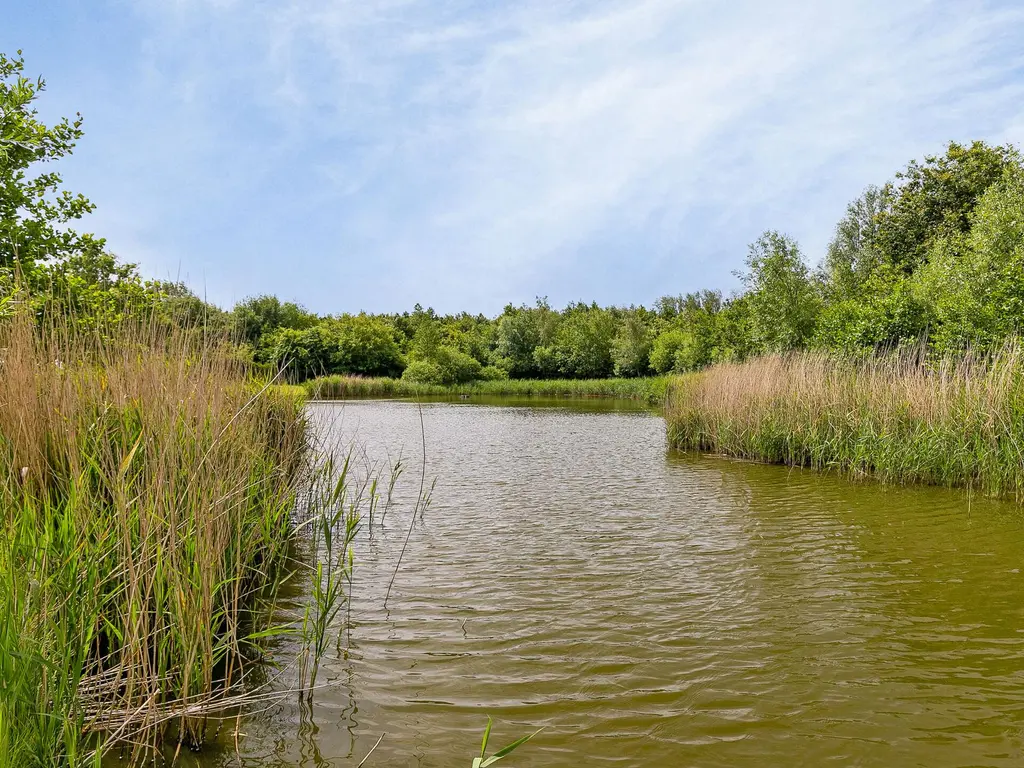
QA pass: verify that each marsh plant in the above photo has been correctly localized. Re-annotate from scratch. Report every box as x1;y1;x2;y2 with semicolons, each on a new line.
296;451;366;697
472;718;542;768
0;309;309;766
666;343;1024;498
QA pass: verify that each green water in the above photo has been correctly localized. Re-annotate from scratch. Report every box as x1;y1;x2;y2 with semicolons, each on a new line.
184;398;1024;767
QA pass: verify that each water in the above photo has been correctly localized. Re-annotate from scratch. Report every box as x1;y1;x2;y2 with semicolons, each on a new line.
194;398;1024;767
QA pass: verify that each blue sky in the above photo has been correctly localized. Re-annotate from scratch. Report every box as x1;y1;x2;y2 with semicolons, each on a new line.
4;1;1024;315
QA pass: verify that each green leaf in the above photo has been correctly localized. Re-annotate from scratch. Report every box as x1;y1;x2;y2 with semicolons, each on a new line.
480;728;543;766
478;716;492;760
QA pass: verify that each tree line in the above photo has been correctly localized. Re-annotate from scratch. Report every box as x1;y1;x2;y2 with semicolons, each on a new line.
4;50;1024;383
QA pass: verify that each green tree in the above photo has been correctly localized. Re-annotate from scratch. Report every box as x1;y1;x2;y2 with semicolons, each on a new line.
552;303;616;378
233;295;317;344
494;299;558;377
649;329;691;374
821;185;888;300
739;231;820;352
873;141;1020;275
0;51;100;277
612;310;653;377
915;164;1024;351
331;314;405;377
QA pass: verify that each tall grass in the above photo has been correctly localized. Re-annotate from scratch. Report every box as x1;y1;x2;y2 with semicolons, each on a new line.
0;311;309;765
665;344;1024;499
305;375;669;403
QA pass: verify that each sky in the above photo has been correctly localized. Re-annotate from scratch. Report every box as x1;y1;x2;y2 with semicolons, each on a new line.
4;0;1024;315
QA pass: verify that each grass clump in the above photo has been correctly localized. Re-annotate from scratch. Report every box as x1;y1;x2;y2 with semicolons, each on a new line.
665;344;1024;499
305;375;670;403
0;311;309;765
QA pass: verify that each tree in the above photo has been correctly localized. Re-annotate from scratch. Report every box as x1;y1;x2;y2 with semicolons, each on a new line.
494;299;558;377
914;164;1024;351
612;310;653;377
739;231;819;352
552;303;616;378
821;185;889;300
0;51;102;277
331;314;405;377
233;295;317;344
872;141;1020;275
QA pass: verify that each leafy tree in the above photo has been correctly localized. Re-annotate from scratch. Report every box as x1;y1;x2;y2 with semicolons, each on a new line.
330;314;405;377
233;295;317;344
494;299;558;377
552;303;616;378
821;185;888;300
612;310;653;377
914;164;1024;351
401;346;481;384
739;231;820;352
649;329;691;374
410;308;442;360
813;263;926;351
710;296;754;363
1;51;101;277
872;141;1020;275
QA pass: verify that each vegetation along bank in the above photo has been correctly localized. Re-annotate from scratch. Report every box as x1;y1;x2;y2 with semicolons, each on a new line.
5;42;1024;764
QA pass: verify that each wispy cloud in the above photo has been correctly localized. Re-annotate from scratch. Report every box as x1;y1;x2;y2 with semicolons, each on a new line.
24;0;1024;311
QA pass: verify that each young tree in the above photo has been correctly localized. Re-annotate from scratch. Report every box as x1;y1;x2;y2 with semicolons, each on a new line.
233;295;317;343
552;303;616;378
915;164;1024;351
821;185;889;300
739;231;819;353
612;309;654;377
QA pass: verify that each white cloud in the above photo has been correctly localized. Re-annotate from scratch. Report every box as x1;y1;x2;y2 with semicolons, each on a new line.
79;0;1024;310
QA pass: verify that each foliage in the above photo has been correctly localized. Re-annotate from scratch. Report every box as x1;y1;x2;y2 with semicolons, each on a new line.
494;299;559;377
872;141;1020;275
257;314;404;380
551;303;616;378
612;309;653;377
0;51;99;278
739;231;820;352
402;346;481;385
914;165;1024;352
233;294;318;344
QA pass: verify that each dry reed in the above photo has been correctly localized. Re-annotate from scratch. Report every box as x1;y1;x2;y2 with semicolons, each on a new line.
665;344;1024;499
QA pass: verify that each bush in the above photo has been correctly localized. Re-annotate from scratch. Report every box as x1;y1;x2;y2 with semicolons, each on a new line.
401;359;445;384
478;365;509;381
433;346;482;384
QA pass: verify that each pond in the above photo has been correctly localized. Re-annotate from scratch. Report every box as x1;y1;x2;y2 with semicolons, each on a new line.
189;398;1024;767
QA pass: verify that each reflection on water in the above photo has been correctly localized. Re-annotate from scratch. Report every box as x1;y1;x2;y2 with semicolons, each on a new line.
179;399;1024;767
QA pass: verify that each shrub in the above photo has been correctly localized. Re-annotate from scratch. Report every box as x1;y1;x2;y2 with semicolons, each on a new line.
401;359;445;384
478;365;509;381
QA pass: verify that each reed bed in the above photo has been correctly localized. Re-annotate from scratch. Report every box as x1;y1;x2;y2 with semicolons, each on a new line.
305;375;669;403
0;312;309;766
665;344;1024;499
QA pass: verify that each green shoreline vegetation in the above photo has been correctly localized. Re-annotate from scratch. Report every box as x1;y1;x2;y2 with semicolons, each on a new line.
303;374;670;403
666;346;1024;500
4;44;1024;766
